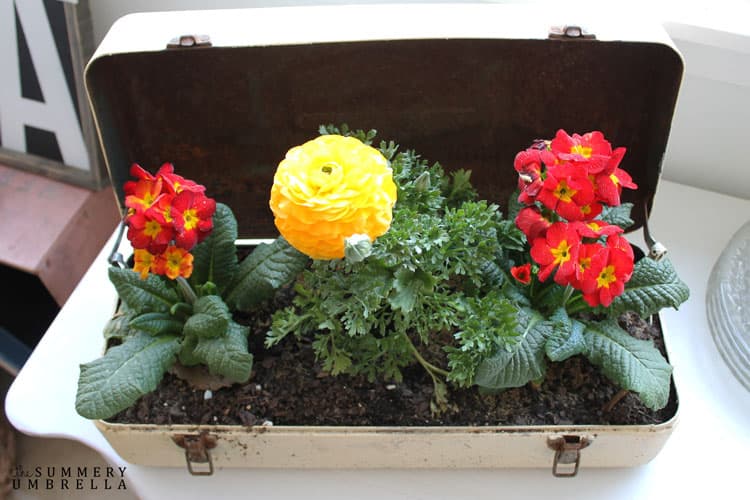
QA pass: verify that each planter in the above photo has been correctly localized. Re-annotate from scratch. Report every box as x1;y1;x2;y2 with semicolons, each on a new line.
82;5;685;476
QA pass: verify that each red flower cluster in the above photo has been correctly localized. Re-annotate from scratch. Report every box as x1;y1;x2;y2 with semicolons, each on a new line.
512;130;637;307
124;163;216;280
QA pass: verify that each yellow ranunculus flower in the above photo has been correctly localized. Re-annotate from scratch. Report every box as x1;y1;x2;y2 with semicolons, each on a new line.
270;135;397;260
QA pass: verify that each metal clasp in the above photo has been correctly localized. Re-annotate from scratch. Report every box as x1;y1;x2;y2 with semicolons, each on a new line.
107;221;127;268
172;432;217;476
549;25;596;40
167;34;212;49
643;201;668;261
547;435;592;477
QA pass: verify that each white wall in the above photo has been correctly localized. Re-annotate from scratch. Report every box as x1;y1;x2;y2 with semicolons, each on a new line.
87;0;750;200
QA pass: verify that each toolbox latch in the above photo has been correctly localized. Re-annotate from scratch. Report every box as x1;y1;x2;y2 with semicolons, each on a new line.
172;432;217;476
167;34;212;49
548;25;596;40
547;435;592;477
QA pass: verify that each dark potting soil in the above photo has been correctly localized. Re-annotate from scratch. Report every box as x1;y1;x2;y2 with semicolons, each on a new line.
109;305;677;427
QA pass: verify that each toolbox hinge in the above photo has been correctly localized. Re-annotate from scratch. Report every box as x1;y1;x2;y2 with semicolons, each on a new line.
548;25;596;40
167;34;212;49
172;432;217;476
547;435;593;477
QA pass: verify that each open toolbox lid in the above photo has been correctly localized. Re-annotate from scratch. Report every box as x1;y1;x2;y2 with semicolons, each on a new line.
85;4;683;238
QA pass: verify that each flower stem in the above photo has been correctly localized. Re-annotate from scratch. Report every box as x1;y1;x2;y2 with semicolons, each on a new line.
602;388;630;413
562;284;575;306
176;276;198;304
565;295;588;315
403;333;450;378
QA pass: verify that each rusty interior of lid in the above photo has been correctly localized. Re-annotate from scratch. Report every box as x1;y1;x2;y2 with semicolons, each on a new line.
86;39;682;237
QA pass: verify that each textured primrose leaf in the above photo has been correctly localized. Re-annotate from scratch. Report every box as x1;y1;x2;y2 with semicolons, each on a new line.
583;320;672;410
389;268;436;314
225;238;309;312
108;267;180;314
75;332;181;420
478;259;504;289
545;308;587;362
190;203;238;294
191;321;253;383
103;308;133;340
609;257;690;318
474;309;552;389
183;295;231;339
178;334;201;366
129;312;184;336
599;202;635;230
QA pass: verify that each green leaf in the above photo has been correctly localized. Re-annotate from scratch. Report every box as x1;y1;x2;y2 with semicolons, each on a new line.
129;312;184;336
191;322;253;382
178;335;201;366
582;320;672;410
478;259;504;289
609;257;690;318
108;267;180;314
75;332;181;419
474;309;552;389
190;203;238;294
545;308;586;362
506;190;524;225
103;308;133;340
183;295;231;339
389;268;436;313
599;202;634;230
225;238;309;312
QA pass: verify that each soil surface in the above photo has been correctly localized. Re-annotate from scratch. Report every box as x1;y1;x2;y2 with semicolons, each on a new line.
110;299;677;427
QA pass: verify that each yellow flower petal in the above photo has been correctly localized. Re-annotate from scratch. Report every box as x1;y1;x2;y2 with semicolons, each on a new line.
270;135;397;260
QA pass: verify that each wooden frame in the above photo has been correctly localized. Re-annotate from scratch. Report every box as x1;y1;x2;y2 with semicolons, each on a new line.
0;0;105;189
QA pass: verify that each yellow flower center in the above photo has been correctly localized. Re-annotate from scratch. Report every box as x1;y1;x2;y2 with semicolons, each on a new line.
610;173;620;186
138;192;156;209
167;251;183;269
551;240;573;266
571;145;592;158
182;209;198;231
144;220;162;238
578;256;592;276
596;265;617;288
553;179;577;203
587;221;601;232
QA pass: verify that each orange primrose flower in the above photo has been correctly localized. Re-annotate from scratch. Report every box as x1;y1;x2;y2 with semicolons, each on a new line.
153;245;194;280
133;249;157;279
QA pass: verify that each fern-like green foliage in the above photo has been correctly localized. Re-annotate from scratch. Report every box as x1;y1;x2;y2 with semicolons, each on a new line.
270;128;688;413
268;129;524;398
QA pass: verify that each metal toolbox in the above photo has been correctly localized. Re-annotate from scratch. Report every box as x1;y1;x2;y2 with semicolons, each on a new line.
85;4;683;475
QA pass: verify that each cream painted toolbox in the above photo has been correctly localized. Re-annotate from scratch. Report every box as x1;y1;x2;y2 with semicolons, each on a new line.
85;4;683;475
